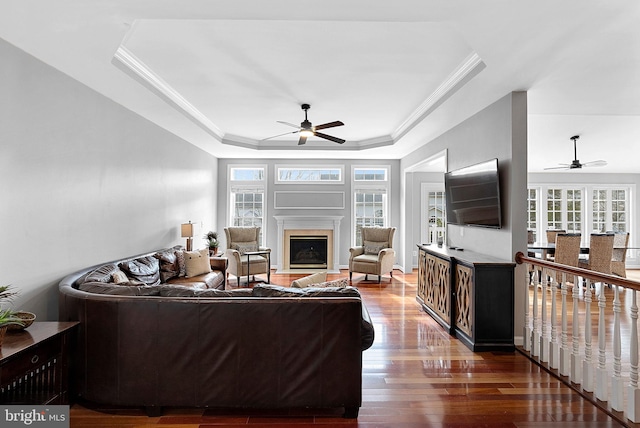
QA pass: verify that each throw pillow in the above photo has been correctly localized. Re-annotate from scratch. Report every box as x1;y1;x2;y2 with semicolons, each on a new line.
184;248;211;278
176;250;187;277
290;272;328;288
111;270;129;284
312;277;350;288
232;242;258;255
364;240;387;255
154;247;181;282
84;263;119;283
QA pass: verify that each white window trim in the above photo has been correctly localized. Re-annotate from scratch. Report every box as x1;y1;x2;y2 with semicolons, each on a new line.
274;164;344;184
421;183;446;245
351;165;391;246
227;164;268;245
528;183;634;249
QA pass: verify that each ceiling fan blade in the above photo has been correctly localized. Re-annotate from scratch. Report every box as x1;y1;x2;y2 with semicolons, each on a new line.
314;121;344;131
582;160;608;167
314;131;345;144
261;130;299;141
543;165;571;170
277;121;301;129
298;135;307;145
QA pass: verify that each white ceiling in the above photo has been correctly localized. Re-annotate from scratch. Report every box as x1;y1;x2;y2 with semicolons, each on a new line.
1;1;639;172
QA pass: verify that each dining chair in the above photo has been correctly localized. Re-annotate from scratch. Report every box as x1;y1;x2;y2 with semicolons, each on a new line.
546;229;566;244
609;231;630;277
553;233;582;266
578;233;615;275
549;233;581;284
545;229;566;260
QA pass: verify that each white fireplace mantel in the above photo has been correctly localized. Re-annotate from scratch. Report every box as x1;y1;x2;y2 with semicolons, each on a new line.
274;215;343;273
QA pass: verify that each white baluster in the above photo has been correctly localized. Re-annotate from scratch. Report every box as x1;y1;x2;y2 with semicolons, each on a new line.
583;280;594;392
611;284;623;411
559;273;570;376
595;282;608;401
627;290;640;422
549;269;559;369
523;263;532;352
540;268;548;363
532;266;540;358
570;276;581;384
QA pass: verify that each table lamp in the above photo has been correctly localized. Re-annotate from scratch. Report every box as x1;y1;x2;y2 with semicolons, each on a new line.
181;221;194;251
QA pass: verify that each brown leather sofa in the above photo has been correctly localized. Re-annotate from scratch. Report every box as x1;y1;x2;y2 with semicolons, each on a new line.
58;250;374;418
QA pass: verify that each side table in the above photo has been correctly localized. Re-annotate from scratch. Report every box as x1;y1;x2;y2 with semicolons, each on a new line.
0;321;79;404
245;250;271;285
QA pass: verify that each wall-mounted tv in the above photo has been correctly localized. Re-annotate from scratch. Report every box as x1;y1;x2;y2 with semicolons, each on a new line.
444;158;502;229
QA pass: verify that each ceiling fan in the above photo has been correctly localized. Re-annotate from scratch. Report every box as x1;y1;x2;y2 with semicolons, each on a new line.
263;103;345;145
544;135;607;170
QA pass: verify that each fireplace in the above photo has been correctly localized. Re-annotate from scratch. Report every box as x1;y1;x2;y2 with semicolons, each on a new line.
274;215;343;273
289;236;328;269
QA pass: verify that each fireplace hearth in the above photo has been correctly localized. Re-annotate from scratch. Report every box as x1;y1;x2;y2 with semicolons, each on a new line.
289;236;328;269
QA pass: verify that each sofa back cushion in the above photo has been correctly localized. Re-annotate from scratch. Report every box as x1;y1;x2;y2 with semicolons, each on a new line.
118;256;160;286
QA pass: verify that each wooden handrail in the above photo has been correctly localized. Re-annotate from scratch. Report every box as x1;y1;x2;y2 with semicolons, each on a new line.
515;251;640;291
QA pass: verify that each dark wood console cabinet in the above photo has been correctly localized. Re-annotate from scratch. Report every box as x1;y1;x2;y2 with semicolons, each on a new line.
416;245;515;352
0;322;78;404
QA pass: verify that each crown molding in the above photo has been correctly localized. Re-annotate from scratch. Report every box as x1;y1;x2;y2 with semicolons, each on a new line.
392;52;485;141
112;46;224;141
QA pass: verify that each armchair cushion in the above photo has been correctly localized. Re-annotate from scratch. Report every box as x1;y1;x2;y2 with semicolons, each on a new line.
364;240;388;255
231;242;259;255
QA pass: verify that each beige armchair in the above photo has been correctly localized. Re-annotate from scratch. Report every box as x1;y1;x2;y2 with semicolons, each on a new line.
224;226;271;286
349;227;396;283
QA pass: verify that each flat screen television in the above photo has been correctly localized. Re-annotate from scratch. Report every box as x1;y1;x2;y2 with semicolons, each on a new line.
444;158;502;228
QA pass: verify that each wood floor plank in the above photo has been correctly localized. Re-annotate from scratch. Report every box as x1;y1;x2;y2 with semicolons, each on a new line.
68;269;634;427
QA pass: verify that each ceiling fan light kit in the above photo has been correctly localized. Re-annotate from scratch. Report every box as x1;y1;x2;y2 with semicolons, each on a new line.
544;135;608;171
263;103;345;145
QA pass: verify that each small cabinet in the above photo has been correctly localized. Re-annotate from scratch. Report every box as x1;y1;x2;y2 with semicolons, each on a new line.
417;245;515;352
416;247;454;334
0;322;78;404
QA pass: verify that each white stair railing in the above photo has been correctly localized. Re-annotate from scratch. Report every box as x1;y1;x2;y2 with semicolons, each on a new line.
516;252;640;426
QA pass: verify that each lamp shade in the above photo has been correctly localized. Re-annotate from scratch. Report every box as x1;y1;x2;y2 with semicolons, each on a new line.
181;222;194;238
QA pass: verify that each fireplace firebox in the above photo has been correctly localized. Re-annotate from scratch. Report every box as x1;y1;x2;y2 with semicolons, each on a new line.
289;236;328;269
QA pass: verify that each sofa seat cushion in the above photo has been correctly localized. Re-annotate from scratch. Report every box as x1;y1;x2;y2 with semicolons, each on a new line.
167;271;224;289
77;281;161;296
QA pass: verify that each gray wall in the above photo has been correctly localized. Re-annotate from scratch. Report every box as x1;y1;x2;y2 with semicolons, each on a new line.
216;159;401;268
0;38;219;319
400;92;528;343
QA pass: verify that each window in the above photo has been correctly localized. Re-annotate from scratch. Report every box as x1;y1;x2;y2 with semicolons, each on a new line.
229;166;266;243
528;184;632;245
422;184;446;245
593;188;628;232
527;188;538;242
276;166;343;183
354;168;387;181
352;166;390;244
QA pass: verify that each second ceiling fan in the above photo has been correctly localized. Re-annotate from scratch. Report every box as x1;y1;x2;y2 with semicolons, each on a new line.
264;104;345;145
544;135;607;170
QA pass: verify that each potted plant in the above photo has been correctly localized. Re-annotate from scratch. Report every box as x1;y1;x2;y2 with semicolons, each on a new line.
0;285;25;346
204;231;220;255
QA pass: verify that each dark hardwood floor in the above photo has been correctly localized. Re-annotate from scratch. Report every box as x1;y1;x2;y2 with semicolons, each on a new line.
69;269;632;427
